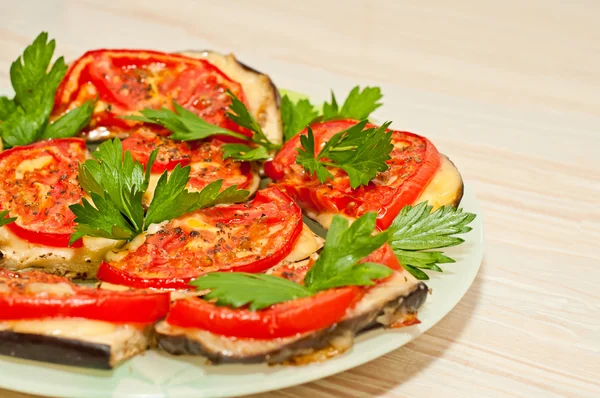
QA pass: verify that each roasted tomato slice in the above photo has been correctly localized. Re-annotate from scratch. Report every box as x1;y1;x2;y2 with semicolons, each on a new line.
166;243;399;339
0;269;170;324
122;127;191;173
265;119;441;230
53;49;249;139
0;138;87;247
97;188;303;289
167;287;362;339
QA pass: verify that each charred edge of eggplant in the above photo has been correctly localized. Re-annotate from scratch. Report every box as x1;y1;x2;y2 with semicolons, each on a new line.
157;282;428;364
0;331;112;370
445;155;465;208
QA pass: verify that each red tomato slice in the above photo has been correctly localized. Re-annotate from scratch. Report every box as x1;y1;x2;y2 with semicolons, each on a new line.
97;188;303;289
122;127;191;173
0;269;170;324
265;119;442;230
0;139;87;247
53;49;250;138
166;242;400;339
167;287;362;339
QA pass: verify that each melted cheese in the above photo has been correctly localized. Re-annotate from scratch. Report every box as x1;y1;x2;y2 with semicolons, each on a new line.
0;228;123;279
415;155;463;210
25;282;75;296
283;224;324;262
15;155;54;180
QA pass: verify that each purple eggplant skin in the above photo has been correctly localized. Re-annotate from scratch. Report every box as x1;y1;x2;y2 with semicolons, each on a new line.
157;282;428;364
0;331;112;369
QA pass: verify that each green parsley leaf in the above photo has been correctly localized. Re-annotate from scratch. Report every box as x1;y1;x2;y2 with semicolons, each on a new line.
387;202;476;280
304;213;391;291
122;102;247;142
222;143;270;161
71;139;248;243
0;32;89;148
280;95;319;141
145;170;249;226
322;86;383;121
42;100;94;140
296;120;393;188
0;97;16;121
190;272;313;311
225;90;279;150
296;127;333;183
0;210;17;228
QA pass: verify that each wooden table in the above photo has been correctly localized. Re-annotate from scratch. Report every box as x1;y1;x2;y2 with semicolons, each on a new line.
0;1;598;397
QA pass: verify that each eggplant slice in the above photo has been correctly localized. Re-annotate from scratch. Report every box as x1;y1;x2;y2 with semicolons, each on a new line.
0;321;153;369
179;50;282;145
156;270;427;364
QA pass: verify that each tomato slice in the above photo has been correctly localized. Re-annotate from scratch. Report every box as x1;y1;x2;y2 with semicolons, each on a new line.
166;242;400;339
0;269;170;324
0;138;87;247
167;287;362;339
122;127;191;173
265;119;442;230
97;188;303;289
53;49;250;138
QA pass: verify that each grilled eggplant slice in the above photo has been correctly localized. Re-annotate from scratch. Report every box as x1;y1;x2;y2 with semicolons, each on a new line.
180;50;282;145
156;270;427;364
0;321;153;369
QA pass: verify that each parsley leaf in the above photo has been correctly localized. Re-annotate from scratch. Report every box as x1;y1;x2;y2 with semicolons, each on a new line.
0;32;92;148
386;202;477;280
0;97;16;121
225;90;279;150
0;210;17;228
190;212;392;311
296;120;393;188
122;103;247;142
280;95;319;141
145;170;249;226
222;143;270;161
190;273;313;311
122;93;280;160
70;139;248;243
41;100;94;140
322;86;383;121
304;213;391;290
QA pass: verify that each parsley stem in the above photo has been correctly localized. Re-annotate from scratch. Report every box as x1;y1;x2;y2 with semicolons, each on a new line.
328;146;358;152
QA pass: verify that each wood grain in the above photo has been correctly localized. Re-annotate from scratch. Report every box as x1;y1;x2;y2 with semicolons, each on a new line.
0;0;599;397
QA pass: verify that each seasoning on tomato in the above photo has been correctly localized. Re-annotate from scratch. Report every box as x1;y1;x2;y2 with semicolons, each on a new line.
0;269;170;324
97;187;303;289
0;138;87;247
121;127;191;173
53;50;249;139
265;119;443;230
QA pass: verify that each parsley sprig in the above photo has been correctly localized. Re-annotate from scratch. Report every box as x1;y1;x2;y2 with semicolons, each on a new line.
69;139;249;244
280;86;383;141
190;212;392;310
0;211;17;228
296;120;394;188
0;32;93;148
386;202;477;280
122;91;279;162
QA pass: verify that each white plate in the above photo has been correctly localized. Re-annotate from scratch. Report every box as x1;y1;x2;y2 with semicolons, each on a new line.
0;183;483;398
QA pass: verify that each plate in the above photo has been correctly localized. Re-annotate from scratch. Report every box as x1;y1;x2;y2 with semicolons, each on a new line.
0;182;483;398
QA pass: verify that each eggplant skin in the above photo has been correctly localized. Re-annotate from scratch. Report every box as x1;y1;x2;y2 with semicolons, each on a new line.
157;282;428;364
0;331;112;370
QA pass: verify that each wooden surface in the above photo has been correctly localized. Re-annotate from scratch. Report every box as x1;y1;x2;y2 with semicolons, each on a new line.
0;0;599;397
